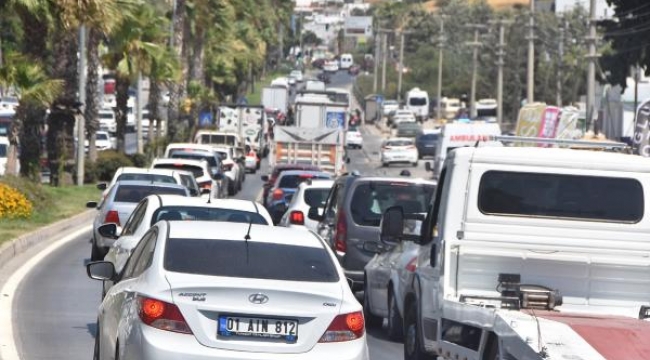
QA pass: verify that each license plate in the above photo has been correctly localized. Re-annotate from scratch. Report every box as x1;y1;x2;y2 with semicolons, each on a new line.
218;316;298;342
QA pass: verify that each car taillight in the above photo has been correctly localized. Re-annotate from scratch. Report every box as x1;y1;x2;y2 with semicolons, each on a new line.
138;296;192;334
334;210;347;253
272;188;284;200
104;210;120;226
198;181;211;190
406;256;418;272
319;311;365;343
289;211;305;225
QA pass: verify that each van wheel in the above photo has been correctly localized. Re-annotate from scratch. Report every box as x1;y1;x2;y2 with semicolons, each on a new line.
387;290;404;341
404;303;435;360
363;279;383;328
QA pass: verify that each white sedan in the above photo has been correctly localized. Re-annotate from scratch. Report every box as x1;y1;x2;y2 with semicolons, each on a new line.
88;221;369;360
85;131;115;152
323;60;339;72
279;179;334;232
380;138;419;167
346;128;363;149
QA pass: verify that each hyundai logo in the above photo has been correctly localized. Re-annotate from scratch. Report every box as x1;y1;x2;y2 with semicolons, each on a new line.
248;293;269;304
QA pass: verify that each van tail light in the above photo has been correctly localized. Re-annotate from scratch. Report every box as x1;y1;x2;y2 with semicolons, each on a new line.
104;210;120;226
319;311;364;342
334;210;347;253
272;188;284;200
405;256;418;272
138;296;192;334
289;211;305;225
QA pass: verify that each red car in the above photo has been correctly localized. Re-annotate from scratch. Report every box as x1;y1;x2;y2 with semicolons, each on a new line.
260;164;321;207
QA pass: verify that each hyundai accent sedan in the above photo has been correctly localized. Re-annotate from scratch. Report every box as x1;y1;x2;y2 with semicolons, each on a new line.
87;221;369;360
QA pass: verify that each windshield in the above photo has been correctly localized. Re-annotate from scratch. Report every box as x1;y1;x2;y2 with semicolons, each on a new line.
114;185;187;203
153;164;204;178
116;174;176;184
420;133;439;141
97;133;109;141
170;153;218;168
200;134;236;146
409;97;427;106
350;182;435;226
164;238;339;282
304;188;331;208
151;206;268;226
99;112;113;119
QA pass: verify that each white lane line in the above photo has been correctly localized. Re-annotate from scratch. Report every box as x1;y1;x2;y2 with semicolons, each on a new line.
0;225;92;360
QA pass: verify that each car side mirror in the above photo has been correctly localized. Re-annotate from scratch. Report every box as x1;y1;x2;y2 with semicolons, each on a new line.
86;201;99;209
425;162;432;172
86;261;117;281
261;175;269;182
96;183;107;190
98;223;121;239
308;206;324;221
380;206;405;245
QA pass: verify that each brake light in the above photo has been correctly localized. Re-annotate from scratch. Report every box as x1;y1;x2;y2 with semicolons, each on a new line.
289;211;305;225
104;210;120;226
198;181;211;190
406;256;418;272
299;174;314;179
319;311;365;342
334;210;347;253
272;188;284;200
138;296;192;334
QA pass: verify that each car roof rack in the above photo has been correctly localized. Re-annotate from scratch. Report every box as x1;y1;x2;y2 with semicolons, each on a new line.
488;135;630;151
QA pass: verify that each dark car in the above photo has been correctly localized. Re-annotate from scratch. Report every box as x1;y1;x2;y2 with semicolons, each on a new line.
317;72;331;84
265;170;332;224
309;174;436;290
415;130;440;159
348;64;361;76
311;58;325;69
396;122;423;138
260;164;321;207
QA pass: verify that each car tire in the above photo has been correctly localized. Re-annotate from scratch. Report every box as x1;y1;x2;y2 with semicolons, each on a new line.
93;321;100;360
91;239;105;261
228;181;236;196
251;168;256;174
404;303;435;360
363;279;383;328
387;290;404;341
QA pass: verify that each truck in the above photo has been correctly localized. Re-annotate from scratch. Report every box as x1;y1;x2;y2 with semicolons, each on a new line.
270;91;348;175
385;139;650;360
262;86;289;115
364;95;382;124
195;105;268;156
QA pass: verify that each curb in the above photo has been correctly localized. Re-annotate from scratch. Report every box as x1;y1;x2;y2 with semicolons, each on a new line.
0;210;95;269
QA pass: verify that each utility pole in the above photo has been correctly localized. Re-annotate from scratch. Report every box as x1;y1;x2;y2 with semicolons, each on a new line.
76;25;86;186
381;32;388;92
436;16;446;121
397;31;413;102
465;25;486;119
373;30;380;93
556;18;565;107
494;20;510;128
586;0;599;132
526;0;535;104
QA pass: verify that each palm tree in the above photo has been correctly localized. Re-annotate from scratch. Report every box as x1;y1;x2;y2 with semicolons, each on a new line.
148;47;180;155
0;53;63;179
167;0;187;142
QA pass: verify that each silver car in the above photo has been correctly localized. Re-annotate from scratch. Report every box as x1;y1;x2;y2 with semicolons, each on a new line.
363;240;421;341
86;180;190;261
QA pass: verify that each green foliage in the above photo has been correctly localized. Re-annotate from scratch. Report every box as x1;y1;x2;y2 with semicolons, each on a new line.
94;150;134;181
0;175;53;212
128;153;149;168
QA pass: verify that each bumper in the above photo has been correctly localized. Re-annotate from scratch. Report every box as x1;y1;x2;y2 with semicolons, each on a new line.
417;147;436;157
127;324;369;360
381;153;418;164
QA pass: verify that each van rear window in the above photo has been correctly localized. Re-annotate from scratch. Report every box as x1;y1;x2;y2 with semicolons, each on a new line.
478;171;644;223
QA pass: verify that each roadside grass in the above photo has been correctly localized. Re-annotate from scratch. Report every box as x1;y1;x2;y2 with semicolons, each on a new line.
0;184;100;244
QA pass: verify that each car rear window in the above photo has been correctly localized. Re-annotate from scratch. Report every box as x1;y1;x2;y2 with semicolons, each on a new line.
385;140;413;147
304;188;331;208
478;171;644;223
420;134;439;141
153;164;204;178
170;153;218;168
116;174;176;184
151;206;268;226
164;239;339;282
114;185;187;203
97;133;109;141
350;182;435;226
200;134;236;146
279;174;330;189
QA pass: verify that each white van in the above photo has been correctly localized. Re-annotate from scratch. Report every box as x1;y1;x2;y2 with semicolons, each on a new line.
440;97;461;119
339;53;353;70
406;87;429;121
432;122;501;177
0;136;8;176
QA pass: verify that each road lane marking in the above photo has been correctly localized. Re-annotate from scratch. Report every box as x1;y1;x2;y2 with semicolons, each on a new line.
0;225;91;360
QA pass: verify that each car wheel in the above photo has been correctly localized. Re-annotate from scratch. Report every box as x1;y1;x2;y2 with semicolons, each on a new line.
251;168;256;174
387;290;404;341
363;279;383;328
115;341;120;360
91;239;105;261
404;303;435;360
93;321;100;360
228;181;236;196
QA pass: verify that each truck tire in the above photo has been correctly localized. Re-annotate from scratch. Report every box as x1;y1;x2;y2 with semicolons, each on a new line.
404;303;435;360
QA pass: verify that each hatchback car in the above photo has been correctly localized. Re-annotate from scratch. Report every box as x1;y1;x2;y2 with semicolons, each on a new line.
396;121;422;138
415;129;440;159
98;196;273;296
98;167;201;198
86;181;190;261
151;158;225;199
278;179;334;232
166;148;227;197
213;145;244;195
266;170;332;224
261;164;321;207
310;174;436;290
346;127;363;149
87;221;369;360
381;138;419;167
